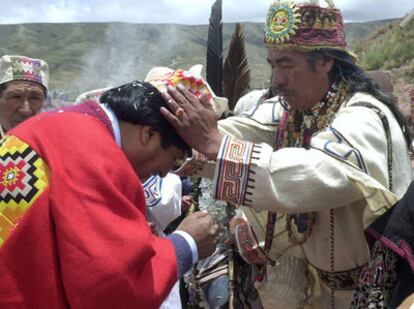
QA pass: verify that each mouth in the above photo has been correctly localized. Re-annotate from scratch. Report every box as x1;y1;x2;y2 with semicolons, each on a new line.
275;88;293;97
13;120;25;126
15;117;30;124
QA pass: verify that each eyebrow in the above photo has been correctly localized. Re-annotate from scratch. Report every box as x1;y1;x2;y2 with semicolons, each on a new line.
7;88;43;93
267;56;295;65
6;88;44;96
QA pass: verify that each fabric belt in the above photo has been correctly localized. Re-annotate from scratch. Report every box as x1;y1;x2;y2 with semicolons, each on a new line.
314;265;365;291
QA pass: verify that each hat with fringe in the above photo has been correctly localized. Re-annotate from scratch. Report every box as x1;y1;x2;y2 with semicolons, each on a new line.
146;65;229;117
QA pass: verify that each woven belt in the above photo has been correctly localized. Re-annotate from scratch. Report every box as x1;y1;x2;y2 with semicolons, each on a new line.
315;265;365;291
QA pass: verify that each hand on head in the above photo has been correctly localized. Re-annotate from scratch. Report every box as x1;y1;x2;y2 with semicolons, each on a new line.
160;85;224;161
176;210;219;259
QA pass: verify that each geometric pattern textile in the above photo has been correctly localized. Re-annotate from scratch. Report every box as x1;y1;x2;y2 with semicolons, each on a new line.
150;70;213;101
264;1;348;55
143;175;162;208
0;55;49;89
0;135;49;247
148;68;228;117
214;135;255;205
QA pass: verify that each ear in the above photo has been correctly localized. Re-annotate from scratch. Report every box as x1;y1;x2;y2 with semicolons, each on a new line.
141;126;154;145
321;57;334;73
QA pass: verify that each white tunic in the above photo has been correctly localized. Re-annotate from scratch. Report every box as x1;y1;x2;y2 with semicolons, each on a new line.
176;92;413;308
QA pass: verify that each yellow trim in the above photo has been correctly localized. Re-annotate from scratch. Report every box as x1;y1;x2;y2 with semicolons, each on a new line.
0;135;50;247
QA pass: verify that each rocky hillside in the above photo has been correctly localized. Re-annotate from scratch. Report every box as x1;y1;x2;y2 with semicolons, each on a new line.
354;15;414;124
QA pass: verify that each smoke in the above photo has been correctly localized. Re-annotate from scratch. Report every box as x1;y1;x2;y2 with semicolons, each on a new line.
74;22;184;96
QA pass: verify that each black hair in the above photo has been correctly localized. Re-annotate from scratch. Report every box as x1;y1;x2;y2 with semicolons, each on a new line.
306;49;412;148
0;83;6;97
100;81;191;155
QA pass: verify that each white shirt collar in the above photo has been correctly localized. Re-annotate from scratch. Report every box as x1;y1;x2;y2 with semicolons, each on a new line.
100;103;121;147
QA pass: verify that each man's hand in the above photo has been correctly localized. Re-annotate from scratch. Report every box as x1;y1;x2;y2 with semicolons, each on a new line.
181;195;193;213
148;222;159;236
177;211;218;259
160;85;223;160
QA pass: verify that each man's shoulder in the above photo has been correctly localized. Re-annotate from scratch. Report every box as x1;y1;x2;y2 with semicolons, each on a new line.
235;97;284;126
14;104;111;139
340;91;401;123
344;92;387;110
9;106;117;161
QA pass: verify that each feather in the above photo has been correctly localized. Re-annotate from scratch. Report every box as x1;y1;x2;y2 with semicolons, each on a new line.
206;0;223;96
223;23;251;112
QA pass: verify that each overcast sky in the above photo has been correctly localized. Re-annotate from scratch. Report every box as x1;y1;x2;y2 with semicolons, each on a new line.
0;0;412;25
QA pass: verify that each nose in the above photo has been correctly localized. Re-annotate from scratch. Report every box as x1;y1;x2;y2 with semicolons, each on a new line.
271;69;287;90
19;99;33;116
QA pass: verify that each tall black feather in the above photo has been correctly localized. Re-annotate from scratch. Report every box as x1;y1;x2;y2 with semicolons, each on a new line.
223;23;251;112
206;0;223;96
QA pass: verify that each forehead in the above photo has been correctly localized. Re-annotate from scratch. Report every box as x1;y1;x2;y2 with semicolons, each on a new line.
3;80;44;93
267;49;308;63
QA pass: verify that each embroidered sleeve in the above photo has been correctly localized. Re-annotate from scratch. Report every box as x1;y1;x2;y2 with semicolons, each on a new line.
173;103;281;180
0;135;50;247
213;135;265;206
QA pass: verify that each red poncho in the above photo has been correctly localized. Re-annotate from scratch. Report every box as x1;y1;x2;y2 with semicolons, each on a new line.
0;107;178;308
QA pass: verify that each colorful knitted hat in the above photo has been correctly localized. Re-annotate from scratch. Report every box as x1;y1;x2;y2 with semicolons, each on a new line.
0;55;49;90
146;65;229;117
144;67;174;82
75;87;110;104
264;0;352;57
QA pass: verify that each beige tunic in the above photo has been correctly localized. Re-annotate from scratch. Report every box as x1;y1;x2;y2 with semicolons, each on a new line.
176;92;413;308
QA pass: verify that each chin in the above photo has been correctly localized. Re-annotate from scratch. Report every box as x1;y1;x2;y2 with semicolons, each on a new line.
134;168;148;182
286;101;299;110
287;100;308;111
138;174;150;182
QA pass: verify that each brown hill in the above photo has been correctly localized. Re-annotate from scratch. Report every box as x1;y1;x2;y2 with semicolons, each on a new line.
0;20;394;100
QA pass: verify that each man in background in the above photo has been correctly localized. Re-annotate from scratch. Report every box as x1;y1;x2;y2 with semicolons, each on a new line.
0;55;48;137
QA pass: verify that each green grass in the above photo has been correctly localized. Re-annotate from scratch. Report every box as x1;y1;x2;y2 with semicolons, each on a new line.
354;20;414;71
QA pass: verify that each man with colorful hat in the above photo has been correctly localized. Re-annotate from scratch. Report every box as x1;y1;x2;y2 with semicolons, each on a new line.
0;55;49;138
159;1;413;308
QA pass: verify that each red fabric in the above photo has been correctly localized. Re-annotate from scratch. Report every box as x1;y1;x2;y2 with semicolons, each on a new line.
0;111;178;308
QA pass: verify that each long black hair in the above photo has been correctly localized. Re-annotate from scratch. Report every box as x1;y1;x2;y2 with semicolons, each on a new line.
307;49;412;148
100;81;191;155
